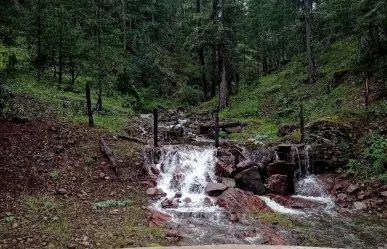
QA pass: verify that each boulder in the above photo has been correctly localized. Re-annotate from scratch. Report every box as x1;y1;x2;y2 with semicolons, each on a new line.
230;160;259;177
217;188;271;213
221;178;236;188
146;188;157;196
148;209;171;228
250;148;276;166
353;201;367;210
267;161;295;194
346;184;359;194
233;166;266;195
265;174;288;194
205;183;228;196
215;161;234;177
161;198;178;209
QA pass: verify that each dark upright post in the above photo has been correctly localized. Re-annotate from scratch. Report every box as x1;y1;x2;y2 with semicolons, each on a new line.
86;82;94;127
153;108;158;147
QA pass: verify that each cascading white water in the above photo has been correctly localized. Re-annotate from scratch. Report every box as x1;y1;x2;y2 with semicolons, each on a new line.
154;145;221;213
304;145;312;174
293;146;302;173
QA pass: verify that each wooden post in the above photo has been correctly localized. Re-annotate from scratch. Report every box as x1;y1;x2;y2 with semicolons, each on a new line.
300;102;305;143
86;82;94;127
215;107;220;148
153;108;158;148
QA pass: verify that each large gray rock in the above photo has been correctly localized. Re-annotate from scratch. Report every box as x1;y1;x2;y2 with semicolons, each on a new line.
233;166;266;195
230;160;258;177
205;182;228;196
222;177;236;188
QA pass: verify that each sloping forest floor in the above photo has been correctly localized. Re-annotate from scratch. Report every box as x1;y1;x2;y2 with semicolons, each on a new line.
0;95;170;249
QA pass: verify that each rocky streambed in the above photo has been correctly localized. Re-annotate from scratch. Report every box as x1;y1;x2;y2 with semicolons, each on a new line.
131;110;387;248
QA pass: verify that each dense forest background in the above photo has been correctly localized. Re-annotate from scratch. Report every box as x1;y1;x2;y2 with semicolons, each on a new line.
1;0;386;112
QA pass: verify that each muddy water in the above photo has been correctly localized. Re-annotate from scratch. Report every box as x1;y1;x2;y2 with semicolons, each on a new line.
150;145;387;248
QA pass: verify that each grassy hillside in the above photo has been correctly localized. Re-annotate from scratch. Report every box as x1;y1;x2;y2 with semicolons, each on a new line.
197;38;387;141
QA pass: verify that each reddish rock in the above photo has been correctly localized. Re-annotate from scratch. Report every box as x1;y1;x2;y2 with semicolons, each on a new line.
217;188;271;213
228;213;239;222
215;161;234;177
148;210;171;228
336;193;348;202
267;161;295;194
205;182;228;196
265;174;288;194
183;197;192;203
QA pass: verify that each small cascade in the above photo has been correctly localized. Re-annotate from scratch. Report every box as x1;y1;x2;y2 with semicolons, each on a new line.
304;145;314;174
292;146;302;174
154;145;221;215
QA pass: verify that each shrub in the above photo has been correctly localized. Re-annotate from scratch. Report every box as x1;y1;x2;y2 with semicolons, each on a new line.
177;84;204;107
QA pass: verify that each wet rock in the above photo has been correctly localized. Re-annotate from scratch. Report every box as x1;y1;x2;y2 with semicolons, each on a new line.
174;192;182;198
346;184;360;194
215;161;234;177
231;160;258;176
267;161;295;194
161;198;178;209
204;183;228;196
228;213;239;222
146;188;157;196
221;177;236;188
183;197;192;203
353;201;367;210
57;188;67;195
265;174;288;194
234;166;266;195
204;197;214;207
217;188;271;213
337;193;348;201
250;148;276;166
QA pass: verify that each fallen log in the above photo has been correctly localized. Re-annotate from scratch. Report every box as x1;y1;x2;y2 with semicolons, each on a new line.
117;134;147;144
100;137;118;174
199;122;244;134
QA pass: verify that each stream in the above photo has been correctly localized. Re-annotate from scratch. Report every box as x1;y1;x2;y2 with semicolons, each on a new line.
148;145;387;248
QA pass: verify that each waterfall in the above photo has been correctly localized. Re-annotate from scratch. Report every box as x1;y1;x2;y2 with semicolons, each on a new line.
293;146;302;174
154;145;220;213
304;145;314;174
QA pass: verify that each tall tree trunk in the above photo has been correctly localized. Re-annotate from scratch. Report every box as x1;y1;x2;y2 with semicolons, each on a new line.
96;0;103;111
210;0;219;98
197;0;208;98
304;0;317;84
58;5;63;86
122;0;127;51
211;46;217;97
219;59;228;110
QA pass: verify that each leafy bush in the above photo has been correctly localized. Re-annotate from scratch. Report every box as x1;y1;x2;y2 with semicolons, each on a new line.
50;171;58;180
177;84;204;107
363;133;387;174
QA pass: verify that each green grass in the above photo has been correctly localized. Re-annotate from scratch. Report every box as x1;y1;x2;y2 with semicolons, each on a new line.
7;74;134;132
253;212;302;228
196;38;362;142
